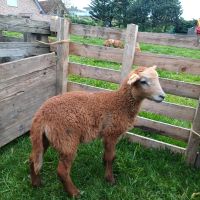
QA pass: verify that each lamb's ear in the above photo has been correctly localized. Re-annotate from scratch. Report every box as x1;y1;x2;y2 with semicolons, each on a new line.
127;73;140;85
151;65;157;70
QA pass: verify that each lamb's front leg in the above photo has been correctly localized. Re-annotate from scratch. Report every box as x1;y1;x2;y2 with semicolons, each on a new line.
103;136;118;184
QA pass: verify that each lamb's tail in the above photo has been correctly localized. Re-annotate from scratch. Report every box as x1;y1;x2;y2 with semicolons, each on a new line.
29;115;45;175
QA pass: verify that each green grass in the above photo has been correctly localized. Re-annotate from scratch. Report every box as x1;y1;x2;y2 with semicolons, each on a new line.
1;32;200;200
3;31;23;38
1;136;200;200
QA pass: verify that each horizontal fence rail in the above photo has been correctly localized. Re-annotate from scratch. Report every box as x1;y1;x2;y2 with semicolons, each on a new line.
0;53;56;147
127;132;186;154
0;15;50;34
137;32;200;50
50;20;200;50
0;42;50;58
52;42;200;75
134;52;200;75
68;62;200;100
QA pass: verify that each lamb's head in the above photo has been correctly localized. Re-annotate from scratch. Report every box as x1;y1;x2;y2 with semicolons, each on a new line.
126;66;165;103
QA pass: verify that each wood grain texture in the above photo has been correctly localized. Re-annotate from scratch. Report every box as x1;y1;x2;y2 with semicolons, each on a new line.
159;78;200;100
134;52;200;75
56;18;70;94
0;53;56;82
142;100;195;122
127;132;186;154
0;42;50;58
70;23;126;40
51;22;199;50
68;62;120;83
67;81;110;93
138;32;200;50
50;20;126;40
68;62;200;99
0;53;57;147
52;42;200;76
134;116;190;142
186;99;200;165
69;42;123;63
0;14;50;34
121;24;138;81
0;36;23;42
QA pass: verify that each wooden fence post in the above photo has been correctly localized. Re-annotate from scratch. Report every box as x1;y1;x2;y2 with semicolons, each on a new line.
56;17;70;94
120;24;138;81
185;98;200;166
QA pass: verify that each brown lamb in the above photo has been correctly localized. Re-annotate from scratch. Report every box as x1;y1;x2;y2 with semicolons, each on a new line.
104;39;124;48
29;66;165;197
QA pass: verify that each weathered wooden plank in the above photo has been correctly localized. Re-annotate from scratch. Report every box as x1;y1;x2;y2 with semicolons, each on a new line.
68;62;200;99
52;43;200;75
0;82;56;147
69;42;123;63
56;18;70;94
0;54;57;147
0;14;50;34
0;67;56;130
50;19;126;40
70;24;126;40
68;62;120;83
51;19;199;50
138;32;200;50
142;100;195;122
135;116;190;142
159;78;200;100
0;52;56;82
67;81;109;93
127;132;186;154
53;42;200;76
0;42;50;58
120;24;138;81
134;52;200;75
186;98;200;165
0;36;23;42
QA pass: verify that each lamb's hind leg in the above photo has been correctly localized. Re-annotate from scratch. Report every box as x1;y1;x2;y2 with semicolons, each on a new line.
30;134;49;187
103;136;118;184
57;140;79;197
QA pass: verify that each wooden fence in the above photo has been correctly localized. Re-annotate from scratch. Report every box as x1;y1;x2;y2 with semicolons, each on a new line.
0;15;200;167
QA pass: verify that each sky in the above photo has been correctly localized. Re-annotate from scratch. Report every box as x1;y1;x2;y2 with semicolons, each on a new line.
71;0;200;20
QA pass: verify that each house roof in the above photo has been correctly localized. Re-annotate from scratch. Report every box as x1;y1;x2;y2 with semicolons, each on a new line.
38;0;67;14
33;0;45;14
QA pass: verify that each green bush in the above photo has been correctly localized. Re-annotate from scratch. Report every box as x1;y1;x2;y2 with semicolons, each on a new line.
67;15;97;26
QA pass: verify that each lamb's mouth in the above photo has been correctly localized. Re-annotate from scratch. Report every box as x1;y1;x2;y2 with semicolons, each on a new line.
147;95;165;103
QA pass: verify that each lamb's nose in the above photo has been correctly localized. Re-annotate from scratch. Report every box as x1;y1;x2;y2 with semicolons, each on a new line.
159;94;165;100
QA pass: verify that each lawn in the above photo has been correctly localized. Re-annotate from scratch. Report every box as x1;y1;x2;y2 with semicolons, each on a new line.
0;32;200;200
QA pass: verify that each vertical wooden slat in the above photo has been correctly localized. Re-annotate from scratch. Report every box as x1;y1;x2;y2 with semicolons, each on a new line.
56;17;70;94
186;98;200;166
120;24;138;81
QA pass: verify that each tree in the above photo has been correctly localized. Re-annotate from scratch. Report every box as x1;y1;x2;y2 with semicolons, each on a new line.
89;0;114;27
126;0;182;32
127;0;150;30
174;18;196;34
148;0;182;32
113;0;132;27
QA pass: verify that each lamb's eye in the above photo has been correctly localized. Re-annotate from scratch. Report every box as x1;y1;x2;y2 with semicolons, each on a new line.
140;79;147;85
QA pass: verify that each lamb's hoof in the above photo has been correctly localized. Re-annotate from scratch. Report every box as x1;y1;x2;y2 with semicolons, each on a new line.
105;175;116;185
31;176;42;187
68;188;80;198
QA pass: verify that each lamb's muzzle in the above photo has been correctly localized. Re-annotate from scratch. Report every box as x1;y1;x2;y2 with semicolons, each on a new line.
29;66;165;197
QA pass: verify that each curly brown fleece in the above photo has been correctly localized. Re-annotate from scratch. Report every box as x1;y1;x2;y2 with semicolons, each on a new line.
29;66;165;197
